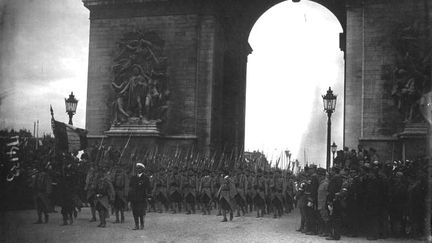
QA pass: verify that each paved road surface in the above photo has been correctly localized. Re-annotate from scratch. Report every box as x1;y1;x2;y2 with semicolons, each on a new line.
0;207;420;243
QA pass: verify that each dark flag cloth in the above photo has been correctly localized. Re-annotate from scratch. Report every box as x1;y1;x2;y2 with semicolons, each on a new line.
51;119;87;153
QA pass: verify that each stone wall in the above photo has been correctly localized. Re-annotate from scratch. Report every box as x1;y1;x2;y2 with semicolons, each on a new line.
344;0;430;161
85;4;220;154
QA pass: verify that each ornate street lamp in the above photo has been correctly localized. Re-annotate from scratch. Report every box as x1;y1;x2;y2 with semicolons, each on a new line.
65;92;78;125
331;142;337;166
322;87;337;170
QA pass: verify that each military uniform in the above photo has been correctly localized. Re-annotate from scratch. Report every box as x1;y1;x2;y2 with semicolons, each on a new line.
59;166;79;225
233;172;247;216
168;168;182;213
182;170;197;214
217;176;236;222
84;166;98;221
94;172;115;227
110;166;127;223
31;170;52;224
253;172;267;218
245;172;254;212
270;171;284;218
152;170;169;213
199;172;213;215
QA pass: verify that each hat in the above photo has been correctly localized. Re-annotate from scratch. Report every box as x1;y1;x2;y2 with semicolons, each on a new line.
136;163;145;169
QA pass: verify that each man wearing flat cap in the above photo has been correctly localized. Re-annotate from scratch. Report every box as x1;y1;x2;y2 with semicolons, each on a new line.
128;163;151;230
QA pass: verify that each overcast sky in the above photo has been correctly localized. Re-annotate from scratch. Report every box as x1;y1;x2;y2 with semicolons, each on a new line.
0;0;343;167
0;0;89;135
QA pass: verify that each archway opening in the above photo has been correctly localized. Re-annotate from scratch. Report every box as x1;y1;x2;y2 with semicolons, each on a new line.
245;0;344;168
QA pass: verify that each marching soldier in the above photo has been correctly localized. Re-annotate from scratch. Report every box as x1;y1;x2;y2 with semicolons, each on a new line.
233;169;247;217
31;164;52;224
152;169;169;213
217;175;236;222
253;169;267;218
264;171;272;215
168;167;182;213
182;168;197;214
110;164;127;223
199;169;213;215
213;171;223;216
270;169;284;218
94;167;115;228
245;169;254;213
58;164;77;226
128;163;151;230
284;172;295;213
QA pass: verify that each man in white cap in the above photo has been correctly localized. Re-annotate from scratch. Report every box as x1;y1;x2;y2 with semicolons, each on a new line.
128;162;151;230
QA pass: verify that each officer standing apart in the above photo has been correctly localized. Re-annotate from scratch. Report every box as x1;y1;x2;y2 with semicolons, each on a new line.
128;163;151;230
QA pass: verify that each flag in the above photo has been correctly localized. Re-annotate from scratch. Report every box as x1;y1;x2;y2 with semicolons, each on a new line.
51;119;87;153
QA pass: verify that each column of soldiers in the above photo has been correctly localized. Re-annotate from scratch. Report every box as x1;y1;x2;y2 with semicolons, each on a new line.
79;157;300;228
30;145;429;240
145;166;298;222
295;146;429;241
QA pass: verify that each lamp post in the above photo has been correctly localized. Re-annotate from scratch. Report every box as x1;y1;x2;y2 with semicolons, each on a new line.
331;142;337;167
322;87;337;170
65;92;78;125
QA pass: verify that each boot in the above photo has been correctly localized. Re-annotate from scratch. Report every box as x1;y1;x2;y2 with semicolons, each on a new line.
100;217;106;228
222;210;228;222
120;211;125;223
114;211;120;223
34;212;43;224
139;216;144;230
132;217;139;230
61;215;68;226
90;207;97;222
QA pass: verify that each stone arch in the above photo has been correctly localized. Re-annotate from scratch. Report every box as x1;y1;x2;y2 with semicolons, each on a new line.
216;0;347;154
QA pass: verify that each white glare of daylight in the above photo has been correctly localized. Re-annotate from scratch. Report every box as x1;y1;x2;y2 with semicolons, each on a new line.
246;0;344;168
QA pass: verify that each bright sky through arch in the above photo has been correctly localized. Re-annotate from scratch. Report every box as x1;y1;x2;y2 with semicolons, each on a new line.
245;0;344;168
